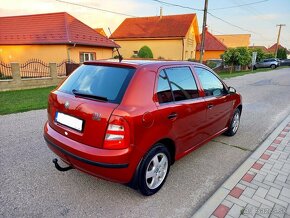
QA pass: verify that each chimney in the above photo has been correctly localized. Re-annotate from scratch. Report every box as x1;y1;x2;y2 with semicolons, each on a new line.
160;7;163;19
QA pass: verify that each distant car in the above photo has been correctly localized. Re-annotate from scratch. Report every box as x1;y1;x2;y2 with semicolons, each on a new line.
254;58;280;70
44;60;242;196
280;59;290;66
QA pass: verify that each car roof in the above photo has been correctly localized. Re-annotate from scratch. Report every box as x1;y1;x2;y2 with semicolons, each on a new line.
84;59;204;69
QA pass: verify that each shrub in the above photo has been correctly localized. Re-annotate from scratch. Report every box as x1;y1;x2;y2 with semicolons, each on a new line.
277;48;287;59
264;53;275;59
138;46;153;58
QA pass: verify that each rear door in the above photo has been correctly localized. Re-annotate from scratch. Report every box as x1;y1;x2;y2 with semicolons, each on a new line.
155;66;207;154
194;67;233;137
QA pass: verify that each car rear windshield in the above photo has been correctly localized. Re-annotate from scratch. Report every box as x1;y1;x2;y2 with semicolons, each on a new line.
58;64;135;104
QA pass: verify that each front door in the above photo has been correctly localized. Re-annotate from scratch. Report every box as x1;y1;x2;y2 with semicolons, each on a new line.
194;67;233;137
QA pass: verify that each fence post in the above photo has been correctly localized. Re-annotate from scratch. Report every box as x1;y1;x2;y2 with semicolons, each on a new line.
11;63;21;84
49;63;57;80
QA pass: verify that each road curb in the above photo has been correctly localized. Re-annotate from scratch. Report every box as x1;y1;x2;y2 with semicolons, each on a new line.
193;114;290;218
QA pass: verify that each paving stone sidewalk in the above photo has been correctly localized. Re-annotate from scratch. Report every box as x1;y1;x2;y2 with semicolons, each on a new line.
193;115;290;218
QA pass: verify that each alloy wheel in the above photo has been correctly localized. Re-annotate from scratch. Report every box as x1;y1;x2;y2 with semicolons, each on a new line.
145;153;168;190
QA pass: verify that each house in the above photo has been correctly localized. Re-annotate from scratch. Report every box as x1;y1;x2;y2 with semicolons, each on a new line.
214;34;251;48
0;12;118;63
248;46;268;53
195;28;227;61
94;28;107;37
267;43;287;53
110;13;200;60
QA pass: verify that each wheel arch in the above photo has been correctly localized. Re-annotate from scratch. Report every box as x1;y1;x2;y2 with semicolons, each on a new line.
237;104;243;115
127;137;176;189
155;138;176;165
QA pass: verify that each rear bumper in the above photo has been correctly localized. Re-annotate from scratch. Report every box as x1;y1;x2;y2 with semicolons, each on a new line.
44;122;136;183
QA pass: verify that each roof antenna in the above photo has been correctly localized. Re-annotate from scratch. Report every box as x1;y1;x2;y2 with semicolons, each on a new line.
108;27;123;62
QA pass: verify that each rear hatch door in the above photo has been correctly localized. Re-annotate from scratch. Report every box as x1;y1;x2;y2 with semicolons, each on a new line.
47;64;135;148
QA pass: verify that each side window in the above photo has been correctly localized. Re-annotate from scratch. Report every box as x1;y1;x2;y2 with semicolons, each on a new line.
195;67;226;97
165;67;199;101
157;70;173;103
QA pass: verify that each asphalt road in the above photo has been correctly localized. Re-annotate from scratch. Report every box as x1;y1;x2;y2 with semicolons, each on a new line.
1;67;290;218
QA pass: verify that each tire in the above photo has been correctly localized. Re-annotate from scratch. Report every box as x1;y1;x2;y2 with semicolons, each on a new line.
270;64;276;69
225;108;240;136
253;66;257;70
137;144;171;196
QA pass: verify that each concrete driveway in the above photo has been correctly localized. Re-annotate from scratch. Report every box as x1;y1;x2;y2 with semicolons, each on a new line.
1;67;290;218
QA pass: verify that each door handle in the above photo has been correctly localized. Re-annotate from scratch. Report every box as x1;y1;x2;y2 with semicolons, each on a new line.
207;104;214;109
168;113;178;120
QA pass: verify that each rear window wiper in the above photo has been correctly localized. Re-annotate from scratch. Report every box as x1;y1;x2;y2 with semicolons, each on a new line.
72;89;108;102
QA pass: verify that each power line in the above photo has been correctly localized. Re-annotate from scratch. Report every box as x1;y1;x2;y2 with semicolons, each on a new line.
150;0;272;42
207;11;257;34
56;0;137;17
210;0;269;10
151;0;203;11
150;0;261;34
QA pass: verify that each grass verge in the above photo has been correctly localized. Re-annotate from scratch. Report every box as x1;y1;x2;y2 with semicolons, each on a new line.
0;86;56;115
218;66;289;79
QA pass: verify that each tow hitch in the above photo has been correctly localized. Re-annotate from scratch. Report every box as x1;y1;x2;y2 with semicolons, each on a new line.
52;158;73;172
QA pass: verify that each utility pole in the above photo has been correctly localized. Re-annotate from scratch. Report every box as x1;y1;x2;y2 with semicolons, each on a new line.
275;24;286;58
199;0;208;63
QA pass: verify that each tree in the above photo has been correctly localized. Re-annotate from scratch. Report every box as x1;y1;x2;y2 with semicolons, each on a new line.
249;48;265;62
236;47;251;67
222;48;241;73
222;47;251;73
277;48;287;59
138;46;153;58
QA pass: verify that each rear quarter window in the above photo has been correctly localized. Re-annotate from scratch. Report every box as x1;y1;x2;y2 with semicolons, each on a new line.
58;65;135;104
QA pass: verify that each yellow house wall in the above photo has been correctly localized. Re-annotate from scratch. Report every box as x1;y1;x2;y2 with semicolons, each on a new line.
114;39;183;60
0;44;113;63
0;45;67;63
195;50;224;61
214;34;251;48
183;19;198;60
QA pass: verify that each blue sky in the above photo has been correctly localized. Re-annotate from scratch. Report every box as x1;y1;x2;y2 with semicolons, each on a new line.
1;0;289;48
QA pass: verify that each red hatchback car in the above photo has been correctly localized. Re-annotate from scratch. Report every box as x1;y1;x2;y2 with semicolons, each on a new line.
44;60;242;195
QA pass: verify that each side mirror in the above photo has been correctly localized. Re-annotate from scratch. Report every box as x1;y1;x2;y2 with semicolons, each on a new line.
228;86;236;94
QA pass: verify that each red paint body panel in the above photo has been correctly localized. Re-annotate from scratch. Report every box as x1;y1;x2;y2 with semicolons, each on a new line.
44;60;242;184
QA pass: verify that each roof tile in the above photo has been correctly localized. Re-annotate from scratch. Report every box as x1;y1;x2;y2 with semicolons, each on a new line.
196;29;227;51
0;12;118;48
110;14;197;39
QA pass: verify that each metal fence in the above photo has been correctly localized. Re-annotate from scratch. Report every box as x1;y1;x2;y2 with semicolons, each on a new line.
56;59;78;76
20;59;50;78
0;62;12;80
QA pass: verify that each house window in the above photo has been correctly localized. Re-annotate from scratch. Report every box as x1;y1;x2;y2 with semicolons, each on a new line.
132;51;138;57
80;52;96;63
185;51;188;60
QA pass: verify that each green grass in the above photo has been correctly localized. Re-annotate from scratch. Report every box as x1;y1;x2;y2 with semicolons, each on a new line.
218;66;289;79
0;86;56;115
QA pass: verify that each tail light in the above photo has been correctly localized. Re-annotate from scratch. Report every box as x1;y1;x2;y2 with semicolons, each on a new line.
103;115;130;149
